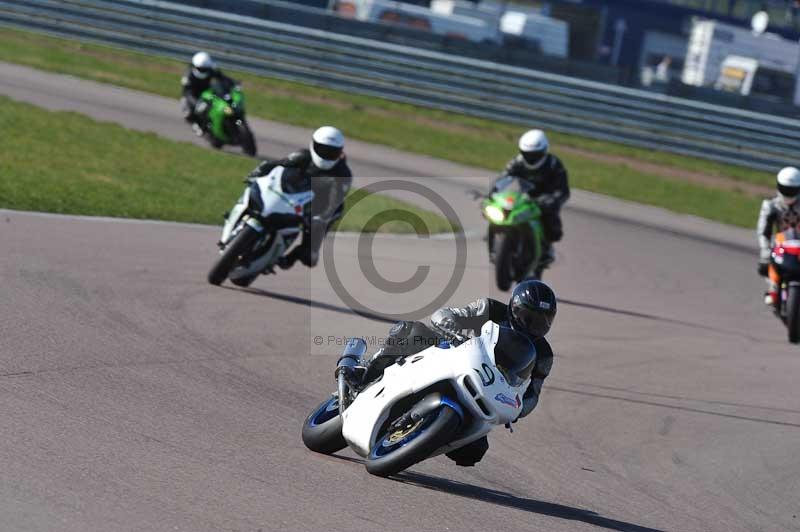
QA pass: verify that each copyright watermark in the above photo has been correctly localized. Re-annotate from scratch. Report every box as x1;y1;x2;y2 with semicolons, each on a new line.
312;334;464;348
320;180;467;321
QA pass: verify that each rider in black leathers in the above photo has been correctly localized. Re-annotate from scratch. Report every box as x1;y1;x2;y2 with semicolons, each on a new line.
491;129;570;266
361;280;556;467
246;126;352;269
181;52;235;133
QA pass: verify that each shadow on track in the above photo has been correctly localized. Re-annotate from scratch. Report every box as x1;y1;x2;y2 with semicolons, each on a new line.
394;471;665;532
326;456;663;532
547;386;800;428
558;297;759;339
227;288;710;331
223;286;396;323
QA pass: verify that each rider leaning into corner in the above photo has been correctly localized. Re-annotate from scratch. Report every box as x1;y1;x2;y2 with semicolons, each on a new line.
181;52;236;135
758;166;800;306
246;126;353;270
360;280;557;467
490;129;570;268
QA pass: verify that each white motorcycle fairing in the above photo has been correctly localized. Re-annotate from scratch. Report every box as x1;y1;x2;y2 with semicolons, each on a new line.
341;322;530;457
218;166;314;279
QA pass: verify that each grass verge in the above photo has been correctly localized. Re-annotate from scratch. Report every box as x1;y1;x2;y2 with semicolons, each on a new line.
0;95;457;233
0;27;770;227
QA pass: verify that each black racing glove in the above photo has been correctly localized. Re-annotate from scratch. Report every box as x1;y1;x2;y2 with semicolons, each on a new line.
758;262;769;277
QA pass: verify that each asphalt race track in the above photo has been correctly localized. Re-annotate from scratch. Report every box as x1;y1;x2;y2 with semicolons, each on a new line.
1;62;799;532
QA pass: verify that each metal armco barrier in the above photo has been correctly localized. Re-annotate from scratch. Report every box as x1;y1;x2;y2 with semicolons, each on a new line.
1;0;798;171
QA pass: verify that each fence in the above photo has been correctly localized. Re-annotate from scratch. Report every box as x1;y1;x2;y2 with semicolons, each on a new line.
1;0;799;171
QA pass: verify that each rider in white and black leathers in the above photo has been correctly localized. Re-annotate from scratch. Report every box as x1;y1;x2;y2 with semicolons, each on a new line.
247;126;352;269
491;130;570;265
362;280;556;467
758;167;800;305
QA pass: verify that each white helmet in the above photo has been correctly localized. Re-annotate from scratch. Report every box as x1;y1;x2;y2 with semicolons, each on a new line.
518;129;550;169
191;52;215;80
777;166;800;205
310;126;345;170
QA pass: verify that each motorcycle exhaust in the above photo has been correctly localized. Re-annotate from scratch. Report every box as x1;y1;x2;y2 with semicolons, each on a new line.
335;338;368;414
336;337;367;374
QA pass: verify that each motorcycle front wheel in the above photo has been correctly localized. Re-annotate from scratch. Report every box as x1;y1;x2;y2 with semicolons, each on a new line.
494;232;515;291
207;225;259;286
365;398;460;477
787;284;800;343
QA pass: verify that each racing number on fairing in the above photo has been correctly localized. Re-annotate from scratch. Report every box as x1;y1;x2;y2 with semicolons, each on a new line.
474;364;495;386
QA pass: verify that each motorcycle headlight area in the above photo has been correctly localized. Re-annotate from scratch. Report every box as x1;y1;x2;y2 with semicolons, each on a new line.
484;205;505;223
247;182;264;214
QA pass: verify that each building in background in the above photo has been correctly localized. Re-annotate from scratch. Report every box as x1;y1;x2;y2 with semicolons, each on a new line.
682;18;799;104
335;0;569;57
169;0;800;109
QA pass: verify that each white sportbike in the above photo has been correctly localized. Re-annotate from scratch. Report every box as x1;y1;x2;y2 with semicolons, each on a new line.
302;321;535;477
208;166;315;286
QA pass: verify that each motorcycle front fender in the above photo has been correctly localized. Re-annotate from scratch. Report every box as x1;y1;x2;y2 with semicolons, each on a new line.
220;188;251;246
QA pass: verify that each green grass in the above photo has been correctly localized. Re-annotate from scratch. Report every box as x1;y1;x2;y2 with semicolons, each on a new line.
0;95;456;233
0;27;770;226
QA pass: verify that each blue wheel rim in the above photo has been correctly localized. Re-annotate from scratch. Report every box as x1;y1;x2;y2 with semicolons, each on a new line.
369;408;442;459
309;397;340;427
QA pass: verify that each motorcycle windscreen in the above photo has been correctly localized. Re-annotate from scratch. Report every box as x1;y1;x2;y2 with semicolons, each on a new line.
493;327;536;387
495;176;534;196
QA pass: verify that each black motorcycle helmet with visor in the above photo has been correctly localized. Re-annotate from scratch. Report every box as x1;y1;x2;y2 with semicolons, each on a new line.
508;280;557;339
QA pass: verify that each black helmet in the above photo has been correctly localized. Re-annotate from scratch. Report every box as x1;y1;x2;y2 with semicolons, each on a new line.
508;280;557;338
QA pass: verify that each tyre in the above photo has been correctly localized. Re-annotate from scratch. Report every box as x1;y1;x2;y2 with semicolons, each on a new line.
230;273;258;287
207;133;224;149
787;285;800;343
494;232;514;291
238;121;257;157
207;225;258;286
302;396;347;455
365;399;460;477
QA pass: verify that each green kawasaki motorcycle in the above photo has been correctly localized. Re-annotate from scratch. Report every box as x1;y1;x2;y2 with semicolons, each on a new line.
198;78;257;156
480;176;546;291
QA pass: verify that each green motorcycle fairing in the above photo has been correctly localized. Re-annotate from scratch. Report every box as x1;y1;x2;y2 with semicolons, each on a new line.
200;85;245;143
482;185;545;268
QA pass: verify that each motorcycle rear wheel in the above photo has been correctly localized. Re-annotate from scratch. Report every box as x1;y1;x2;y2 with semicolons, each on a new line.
207;225;259;286
302;396;347;455
237;121;257;157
